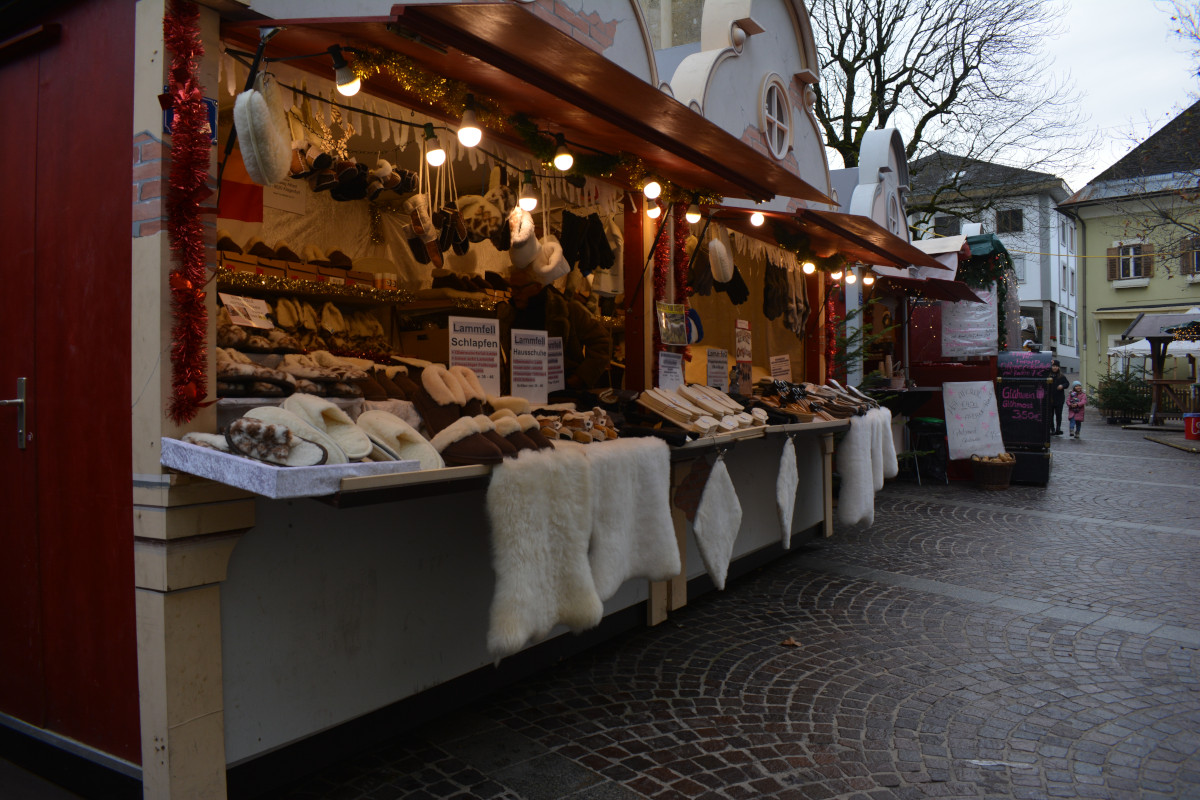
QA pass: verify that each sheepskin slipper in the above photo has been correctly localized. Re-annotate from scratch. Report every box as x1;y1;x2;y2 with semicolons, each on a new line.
776;437;799;548
181;431;231;452
491;412;539;452
486;444;602;659
507;207;540;270
279;393;373;460
410;364;467;435
488;394;531;415
471;414;518;458
449;366;488;416
517;413;554;449
232;72;291;186
225;417;327;467
692;457;743;591
356;410;444;470
430;416;504;466
244;406;348;465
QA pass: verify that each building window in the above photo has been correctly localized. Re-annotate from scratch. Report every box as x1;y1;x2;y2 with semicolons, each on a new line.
933;215;960;237
1107;243;1154;280
1059;311;1066;344
1062;261;1068;288
1182;236;1200;276
1059;221;1067;246
997;208;1023;233
1012;254;1026;283
1070;268;1076;296
761;78;791;160
1068;316;1075;347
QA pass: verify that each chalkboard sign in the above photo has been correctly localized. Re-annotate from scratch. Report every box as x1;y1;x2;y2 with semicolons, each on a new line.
943;381;1006;460
997;352;1053;379
995;377;1053;449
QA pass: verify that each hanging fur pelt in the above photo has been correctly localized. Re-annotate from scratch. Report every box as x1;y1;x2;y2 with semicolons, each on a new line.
836;414;875;527
486;447;603;660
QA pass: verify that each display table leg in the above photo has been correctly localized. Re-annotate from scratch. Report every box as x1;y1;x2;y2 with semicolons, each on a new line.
648;459;690;625
820;433;835;538
134;476;254;799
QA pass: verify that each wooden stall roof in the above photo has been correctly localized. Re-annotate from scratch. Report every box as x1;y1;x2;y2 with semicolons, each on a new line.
222;4;832;205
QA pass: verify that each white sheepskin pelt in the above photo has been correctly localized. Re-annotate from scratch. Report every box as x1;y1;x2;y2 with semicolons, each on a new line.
869;407;885;492
585;438;680;601
836;414;875;527
486;446;602;660
880;405;899;479
776;437;799;548
692;458;743;591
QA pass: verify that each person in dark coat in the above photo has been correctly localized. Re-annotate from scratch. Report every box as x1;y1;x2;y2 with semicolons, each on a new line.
1050;359;1070;435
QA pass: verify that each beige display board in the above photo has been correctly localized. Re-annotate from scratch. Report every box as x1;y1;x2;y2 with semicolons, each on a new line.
942;380;1005;460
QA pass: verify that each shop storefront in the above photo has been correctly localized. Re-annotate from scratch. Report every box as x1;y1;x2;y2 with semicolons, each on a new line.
0;1;979;797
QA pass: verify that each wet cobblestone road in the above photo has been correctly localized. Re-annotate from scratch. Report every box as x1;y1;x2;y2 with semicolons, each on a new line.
272;423;1200;800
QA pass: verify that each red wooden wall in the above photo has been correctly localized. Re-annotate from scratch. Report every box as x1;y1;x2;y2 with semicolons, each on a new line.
0;0;140;764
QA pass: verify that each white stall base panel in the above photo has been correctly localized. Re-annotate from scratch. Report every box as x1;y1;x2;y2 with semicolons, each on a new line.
160;438;419;499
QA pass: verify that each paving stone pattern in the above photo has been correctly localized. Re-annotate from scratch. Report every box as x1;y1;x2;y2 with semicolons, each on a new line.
269;423;1200;799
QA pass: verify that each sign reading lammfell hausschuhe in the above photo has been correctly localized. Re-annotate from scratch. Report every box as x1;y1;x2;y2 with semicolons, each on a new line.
942;380;1005;461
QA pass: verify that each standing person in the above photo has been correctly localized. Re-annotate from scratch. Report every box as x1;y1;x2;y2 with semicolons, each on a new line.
1050;360;1070;435
1067;380;1087;439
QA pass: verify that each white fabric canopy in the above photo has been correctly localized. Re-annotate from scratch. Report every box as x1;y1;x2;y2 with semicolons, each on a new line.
1107;338;1200;357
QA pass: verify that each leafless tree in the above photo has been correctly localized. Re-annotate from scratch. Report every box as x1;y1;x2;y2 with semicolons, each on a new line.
808;0;1096;217
1159;0;1200;78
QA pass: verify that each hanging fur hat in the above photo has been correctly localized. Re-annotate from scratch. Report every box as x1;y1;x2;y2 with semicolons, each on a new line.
232;72;291;186
531;234;571;286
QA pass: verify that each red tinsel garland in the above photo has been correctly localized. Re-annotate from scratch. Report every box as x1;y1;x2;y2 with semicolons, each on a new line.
672;203;692;362
825;285;839;382
164;0;212;424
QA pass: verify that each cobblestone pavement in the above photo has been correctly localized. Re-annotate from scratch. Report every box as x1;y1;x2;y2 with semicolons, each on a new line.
268;423;1199;800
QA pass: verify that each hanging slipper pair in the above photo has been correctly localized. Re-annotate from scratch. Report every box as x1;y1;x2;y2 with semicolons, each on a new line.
402;194;442;268
224;417;328;466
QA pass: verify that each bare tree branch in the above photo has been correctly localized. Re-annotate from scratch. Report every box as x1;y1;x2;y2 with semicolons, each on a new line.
808;0;1098;217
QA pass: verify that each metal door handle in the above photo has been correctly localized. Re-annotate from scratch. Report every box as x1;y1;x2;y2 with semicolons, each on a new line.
1;377;26;449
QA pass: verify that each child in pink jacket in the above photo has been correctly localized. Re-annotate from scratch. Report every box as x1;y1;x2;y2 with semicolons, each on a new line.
1067;381;1086;439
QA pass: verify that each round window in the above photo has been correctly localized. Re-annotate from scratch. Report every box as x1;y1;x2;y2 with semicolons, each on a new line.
761;77;791;160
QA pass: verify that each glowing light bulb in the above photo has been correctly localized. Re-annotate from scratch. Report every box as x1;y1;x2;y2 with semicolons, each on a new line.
685;203;701;224
862;273;875;286
643;180;661;200
457;107;481;148
336;75;361;97
845;271;857;284
831;270;843;281
329;46;361;97
646;203;661;219
553;134;573;171
423;123;445;167
750;211;764;227
801;261;816;274
518;171;538;211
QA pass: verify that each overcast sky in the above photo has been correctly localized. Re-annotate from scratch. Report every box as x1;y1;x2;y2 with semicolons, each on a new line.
1045;0;1196;189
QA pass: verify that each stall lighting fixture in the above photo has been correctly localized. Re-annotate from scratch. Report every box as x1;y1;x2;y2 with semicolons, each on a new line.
845;271;857;284
749;211;764;227
830;269;843;281
801;261;816;274
553;134;574;171
328;45;360;97
423;123;446;167
685;202;701;224
646;201;662;219
862;273;875;286
643;180;661;200
457;95;481;148
518;170;538;211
